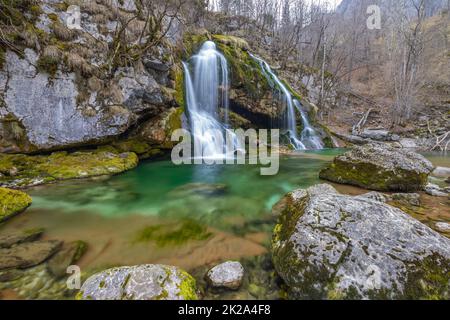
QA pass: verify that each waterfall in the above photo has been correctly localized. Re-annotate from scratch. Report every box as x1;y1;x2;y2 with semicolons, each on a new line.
183;41;241;159
250;54;323;150
293;100;324;150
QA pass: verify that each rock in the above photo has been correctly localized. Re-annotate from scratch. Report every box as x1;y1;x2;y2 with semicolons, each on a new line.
425;183;448;197
1;50;133;153
0;240;62;270
432;167;450;178
360;129;399;141
47;241;87;278
272;184;450;300
205;261;244;290
144;59;170;72
78;264;198;300
355;191;389;203
390;193;421;206
319;143;434;192
0;188;32;222
0;229;44;249
399;138;418;149
0;149;138;188
435;222;450;233
169;183;228;197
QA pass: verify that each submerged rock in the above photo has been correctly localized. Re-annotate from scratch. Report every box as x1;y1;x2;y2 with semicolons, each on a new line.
319;143;434;191
78;264;198;300
425;183;448;197
0;240;62;270
272;184;450;300
0;187;32;222
47;241;87;278
169;183;228;197
0;149;138;188
205;261;244;290
0;229;44;249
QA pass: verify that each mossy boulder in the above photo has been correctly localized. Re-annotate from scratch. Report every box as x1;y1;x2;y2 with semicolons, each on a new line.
0;187;32;222
0;148;138;188
78;264;198;300
319;143;434;191
272;184;450;300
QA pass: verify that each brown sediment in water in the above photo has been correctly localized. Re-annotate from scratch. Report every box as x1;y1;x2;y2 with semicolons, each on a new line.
0;208;267;273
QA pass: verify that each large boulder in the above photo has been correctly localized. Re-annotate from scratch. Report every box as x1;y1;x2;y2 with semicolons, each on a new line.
319;144;434;191
272;184;450;300
78;264;198;300
0;187;32;222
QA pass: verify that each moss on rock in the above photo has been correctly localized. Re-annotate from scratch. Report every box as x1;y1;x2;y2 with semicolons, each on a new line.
0;187;32;222
0;148;139;188
319;144;434;191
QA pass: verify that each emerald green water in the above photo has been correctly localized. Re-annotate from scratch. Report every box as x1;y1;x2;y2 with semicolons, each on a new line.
28;150;344;229
3;149;448;274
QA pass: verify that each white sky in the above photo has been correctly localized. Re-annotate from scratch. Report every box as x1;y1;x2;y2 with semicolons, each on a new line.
306;0;343;9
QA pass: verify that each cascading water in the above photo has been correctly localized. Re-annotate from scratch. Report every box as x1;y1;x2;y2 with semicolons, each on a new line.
293;100;324;150
250;53;324;150
183;41;241;159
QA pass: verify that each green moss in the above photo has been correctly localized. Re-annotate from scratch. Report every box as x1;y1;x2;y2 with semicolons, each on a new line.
134;219;212;247
173;65;185;108
0;46;5;70
177;270;198;300
112;139;162;160
73;240;88;262
401;253;450;300
0;148;139;188
0;187;32;222
319;157;428;192
36;55;59;77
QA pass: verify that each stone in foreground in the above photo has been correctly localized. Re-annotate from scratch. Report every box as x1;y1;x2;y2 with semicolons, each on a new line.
319;143;434;191
78;264;198;300
205;261;244;290
0;187;32;222
272;184;450;300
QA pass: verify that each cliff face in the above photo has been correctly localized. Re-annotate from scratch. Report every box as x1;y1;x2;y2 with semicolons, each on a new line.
0;1;333;155
0;0;180;154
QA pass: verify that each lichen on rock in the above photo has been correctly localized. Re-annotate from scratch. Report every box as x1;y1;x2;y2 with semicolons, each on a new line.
272;184;450;300
78;264;198;300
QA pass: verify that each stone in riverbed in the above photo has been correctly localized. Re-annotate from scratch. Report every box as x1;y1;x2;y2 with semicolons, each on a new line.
205;261;244;290
319;143;434;191
0;229;44;249
0;240;62;270
272;184;450;300
47;241;87;278
435;222;450;233
0;188;32;222
425;183;448;197
78;264;198;300
432;167;450;178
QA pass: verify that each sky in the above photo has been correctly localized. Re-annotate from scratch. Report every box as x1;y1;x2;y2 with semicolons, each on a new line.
306;0;343;9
